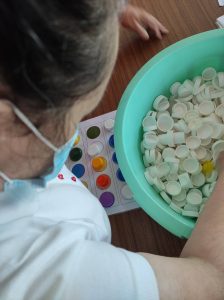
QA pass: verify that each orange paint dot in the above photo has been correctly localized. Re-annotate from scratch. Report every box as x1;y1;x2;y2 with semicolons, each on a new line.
92;156;107;172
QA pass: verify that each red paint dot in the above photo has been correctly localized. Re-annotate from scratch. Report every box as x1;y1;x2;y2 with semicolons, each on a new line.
71;176;77;182
96;174;111;190
58;174;64;180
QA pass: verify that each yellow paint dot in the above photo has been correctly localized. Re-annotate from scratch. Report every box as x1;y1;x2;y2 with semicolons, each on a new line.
92;156;107;172
82;181;88;189
202;160;214;176
74;135;81;146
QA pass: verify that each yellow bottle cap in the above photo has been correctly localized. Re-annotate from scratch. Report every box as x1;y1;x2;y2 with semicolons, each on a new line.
92;156;107;172
202;160;214;176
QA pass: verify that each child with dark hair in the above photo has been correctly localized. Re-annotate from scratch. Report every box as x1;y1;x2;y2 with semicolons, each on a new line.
0;1;223;300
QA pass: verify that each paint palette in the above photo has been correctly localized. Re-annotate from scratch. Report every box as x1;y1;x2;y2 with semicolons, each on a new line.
66;111;139;215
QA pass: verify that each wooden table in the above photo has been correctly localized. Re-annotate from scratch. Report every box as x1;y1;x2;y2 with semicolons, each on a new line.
86;0;223;256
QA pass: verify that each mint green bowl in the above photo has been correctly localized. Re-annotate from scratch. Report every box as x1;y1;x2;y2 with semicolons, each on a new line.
115;30;224;238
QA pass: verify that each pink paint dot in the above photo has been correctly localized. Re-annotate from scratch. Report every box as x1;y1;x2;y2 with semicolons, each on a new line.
58;174;64;180
71;176;77;182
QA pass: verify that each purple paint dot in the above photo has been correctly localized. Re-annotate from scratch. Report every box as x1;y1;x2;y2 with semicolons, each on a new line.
99;192;115;208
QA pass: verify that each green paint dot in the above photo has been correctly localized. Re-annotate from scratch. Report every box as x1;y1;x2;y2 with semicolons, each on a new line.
69;148;83;162
87;126;101;139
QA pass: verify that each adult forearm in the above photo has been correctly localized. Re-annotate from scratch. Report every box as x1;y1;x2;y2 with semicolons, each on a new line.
181;174;224;273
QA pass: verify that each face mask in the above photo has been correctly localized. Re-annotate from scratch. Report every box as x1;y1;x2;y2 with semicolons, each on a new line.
0;102;78;191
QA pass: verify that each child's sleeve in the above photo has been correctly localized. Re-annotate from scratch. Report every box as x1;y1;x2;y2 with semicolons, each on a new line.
67;240;159;300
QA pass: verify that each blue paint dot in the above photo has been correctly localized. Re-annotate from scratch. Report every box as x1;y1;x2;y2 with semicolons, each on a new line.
116;169;125;182
72;164;85;178
112;152;118;164
109;135;115;148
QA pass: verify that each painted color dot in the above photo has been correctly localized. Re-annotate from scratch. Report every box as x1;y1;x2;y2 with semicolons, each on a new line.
109;135;115;148
92;156;107;172
116;169;125;182
72;164;85;178
99;192;115;208
69;147;83;162
112;152;118;164
121;185;133;200
82;181;88;189
96;174;111;190
87;126;101;139
74;135;81;146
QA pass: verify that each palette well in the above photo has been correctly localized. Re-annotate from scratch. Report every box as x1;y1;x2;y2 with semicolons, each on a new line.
66;110;139;215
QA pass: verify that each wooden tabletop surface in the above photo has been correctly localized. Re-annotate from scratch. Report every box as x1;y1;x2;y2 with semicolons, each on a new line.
86;0;223;256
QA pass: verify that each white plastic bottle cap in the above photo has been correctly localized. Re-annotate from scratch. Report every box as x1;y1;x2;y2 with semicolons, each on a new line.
144;170;154;185
162;147;175;159
193;76;202;95
185;102;194;111
141;141;145;153
172;199;186;208
172;189;187;202
202;67;217;81
147;111;157;120
211;90;224;99
157;115;174;132
178;173;193;189
178;85;192;98
173;132;185;145
142;116;157;132
143;155;149;167
212;140;224;155
199;204;205;215
145;149;155;164
193;147;207;160
191;172;205;187
165;181;182;196
155;151;162;164
148;166;158;178
168;162;179;175
170;82;181;96
158;133;170;146
143;133;158;149
157;162;170;178
172;103;187;118
198;101;214;116
218;72;224;87
104;119;115;131
182;158;200;174
166;173;179;181
157;111;170;119
153;178;165;191
121;185;133;200
206;170;218;183
184;110;199;123
182;210;199;218
175;145;189;159
169;202;183;214
183;79;194;89
197;123;213;139
215;104;224;117
160;191;172;204
173;120;185;132
186;136;201;150
187;118;202;131
184;203;198;212
186;189;203;206
87;142;104;157
202;184;212;197
153;95;170;112
201;137;212;146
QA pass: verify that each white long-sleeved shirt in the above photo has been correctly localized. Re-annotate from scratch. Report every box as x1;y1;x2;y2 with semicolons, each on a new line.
0;166;159;300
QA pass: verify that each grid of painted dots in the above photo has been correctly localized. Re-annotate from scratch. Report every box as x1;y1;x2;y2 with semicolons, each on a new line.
68;119;133;211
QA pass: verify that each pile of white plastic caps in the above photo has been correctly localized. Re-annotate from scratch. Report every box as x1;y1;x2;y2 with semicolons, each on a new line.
141;67;224;218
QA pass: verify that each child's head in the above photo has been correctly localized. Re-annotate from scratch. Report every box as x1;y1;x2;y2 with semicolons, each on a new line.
0;0;120;180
